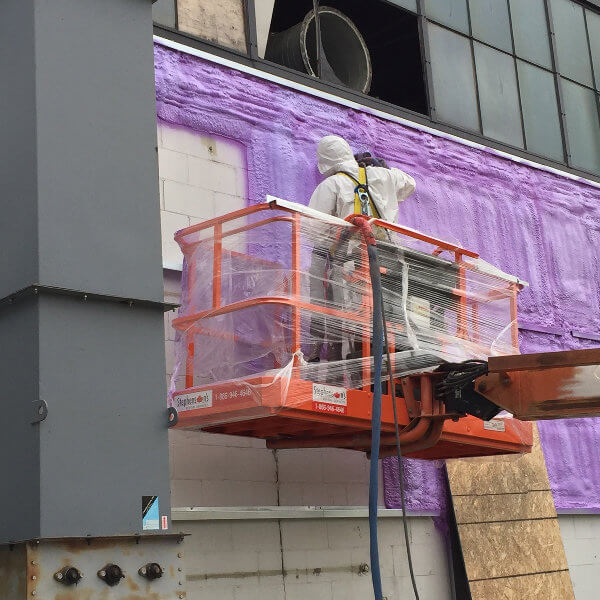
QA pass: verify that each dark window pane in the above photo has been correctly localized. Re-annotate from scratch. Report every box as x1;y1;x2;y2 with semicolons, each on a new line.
428;24;480;132
549;0;593;87
424;0;469;34
517;61;564;162
469;0;512;52
561;79;600;174
152;0;176;28
474;43;523;147
509;0;552;69
388;0;418;13
587;10;600;90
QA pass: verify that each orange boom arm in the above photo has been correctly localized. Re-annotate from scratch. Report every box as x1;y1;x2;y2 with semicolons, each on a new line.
475;348;600;421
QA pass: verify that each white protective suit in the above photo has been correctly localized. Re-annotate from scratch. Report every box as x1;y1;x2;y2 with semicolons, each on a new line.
306;136;416;371
308;135;416;221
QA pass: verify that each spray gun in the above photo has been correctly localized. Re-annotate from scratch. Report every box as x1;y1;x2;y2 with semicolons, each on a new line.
354;151;389;169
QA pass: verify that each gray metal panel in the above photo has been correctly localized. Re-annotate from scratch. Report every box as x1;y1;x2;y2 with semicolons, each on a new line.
0;0;38;299
0;0;171;543
34;0;164;302
0;300;41;542
38;296;170;538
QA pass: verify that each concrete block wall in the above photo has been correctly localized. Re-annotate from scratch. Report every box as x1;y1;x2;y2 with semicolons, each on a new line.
559;515;600;599
158;122;452;598
158;121;386;510
178;516;452;600
158;121;248;270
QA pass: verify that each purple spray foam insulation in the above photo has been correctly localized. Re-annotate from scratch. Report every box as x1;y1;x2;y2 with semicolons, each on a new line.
154;42;600;513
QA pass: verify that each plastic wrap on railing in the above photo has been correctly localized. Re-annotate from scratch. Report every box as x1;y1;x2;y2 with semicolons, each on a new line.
169;201;523;429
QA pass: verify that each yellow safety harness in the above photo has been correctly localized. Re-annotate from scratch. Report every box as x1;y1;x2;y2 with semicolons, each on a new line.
337;167;381;218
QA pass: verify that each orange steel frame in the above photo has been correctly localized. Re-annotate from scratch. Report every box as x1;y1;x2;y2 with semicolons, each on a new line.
476;348;600;421
171;201;532;459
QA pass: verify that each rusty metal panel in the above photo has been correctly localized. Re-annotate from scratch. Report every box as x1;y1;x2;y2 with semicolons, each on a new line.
2;536;186;600
0;544;27;600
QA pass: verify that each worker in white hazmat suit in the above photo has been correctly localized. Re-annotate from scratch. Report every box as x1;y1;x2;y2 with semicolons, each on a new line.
308;135;415;221
306;135;416;380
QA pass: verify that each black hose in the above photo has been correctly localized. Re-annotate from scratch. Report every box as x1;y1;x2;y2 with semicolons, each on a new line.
367;243;384;600
381;293;421;600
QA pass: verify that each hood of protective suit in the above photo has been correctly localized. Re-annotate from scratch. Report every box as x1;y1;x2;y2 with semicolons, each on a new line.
317;135;358;177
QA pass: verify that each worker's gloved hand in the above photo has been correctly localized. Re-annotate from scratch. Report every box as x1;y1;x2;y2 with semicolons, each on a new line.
354;152;389;169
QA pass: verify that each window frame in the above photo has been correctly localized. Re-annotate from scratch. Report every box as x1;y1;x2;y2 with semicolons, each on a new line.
153;0;600;182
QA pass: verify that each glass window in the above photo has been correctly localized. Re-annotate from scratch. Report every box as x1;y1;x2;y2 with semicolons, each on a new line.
152;0;176;28
387;0;418;13
423;0;470;34
561;79;600;174
428;24;480;132
474;43;523;147
587;10;600;90
517;61;564;162
549;0;593;87
469;0;512;53
509;0;552;69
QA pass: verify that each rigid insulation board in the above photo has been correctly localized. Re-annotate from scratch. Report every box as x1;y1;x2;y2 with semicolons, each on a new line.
446;424;575;599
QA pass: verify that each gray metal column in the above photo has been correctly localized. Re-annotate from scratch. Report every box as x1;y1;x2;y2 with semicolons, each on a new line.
0;0;170;541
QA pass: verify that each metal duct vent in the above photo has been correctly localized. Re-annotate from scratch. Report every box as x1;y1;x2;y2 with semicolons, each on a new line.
266;6;372;94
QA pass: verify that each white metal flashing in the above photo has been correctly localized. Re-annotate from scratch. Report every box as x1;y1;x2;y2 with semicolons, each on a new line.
171;506;436;521
266;195;352;227
154;35;600;191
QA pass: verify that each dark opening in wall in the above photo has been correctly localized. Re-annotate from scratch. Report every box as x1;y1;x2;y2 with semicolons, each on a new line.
266;0;428;115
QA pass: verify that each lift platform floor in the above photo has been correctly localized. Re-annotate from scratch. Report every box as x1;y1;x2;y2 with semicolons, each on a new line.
170;376;532;460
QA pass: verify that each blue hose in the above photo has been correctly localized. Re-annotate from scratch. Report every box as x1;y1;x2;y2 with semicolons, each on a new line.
367;243;384;600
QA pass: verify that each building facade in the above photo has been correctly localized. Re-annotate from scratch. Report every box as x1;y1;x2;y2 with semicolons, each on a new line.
152;1;600;598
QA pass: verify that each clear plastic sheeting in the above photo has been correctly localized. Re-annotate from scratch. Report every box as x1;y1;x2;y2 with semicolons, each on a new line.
169;199;525;443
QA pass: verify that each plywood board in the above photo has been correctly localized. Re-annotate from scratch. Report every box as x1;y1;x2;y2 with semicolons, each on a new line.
453;490;556;524
470;570;575;600
458;518;568;581
447;426;550;496
447;424;575;599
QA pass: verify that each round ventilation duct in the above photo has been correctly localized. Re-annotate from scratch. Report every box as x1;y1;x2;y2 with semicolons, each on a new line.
266;6;372;94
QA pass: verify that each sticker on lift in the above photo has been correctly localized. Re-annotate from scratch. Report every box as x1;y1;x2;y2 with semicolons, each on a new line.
312;383;348;415
408;296;431;329
483;419;506;432
142;496;160;531
173;390;212;412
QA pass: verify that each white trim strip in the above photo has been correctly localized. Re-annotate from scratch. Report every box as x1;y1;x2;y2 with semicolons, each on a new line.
556;509;600;515
171;506;436;521
154;35;600;191
266;195;353;228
